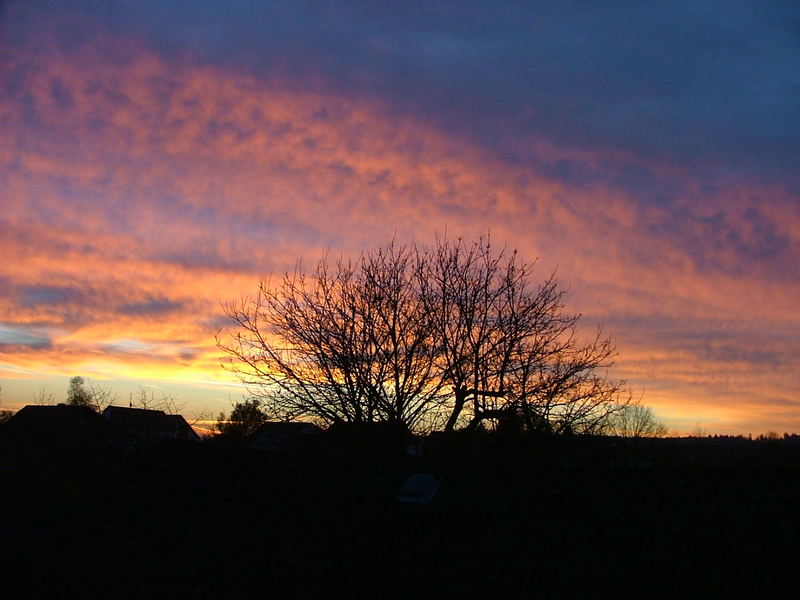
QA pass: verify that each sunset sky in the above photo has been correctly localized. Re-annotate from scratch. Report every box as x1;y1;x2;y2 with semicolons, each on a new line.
1;1;798;435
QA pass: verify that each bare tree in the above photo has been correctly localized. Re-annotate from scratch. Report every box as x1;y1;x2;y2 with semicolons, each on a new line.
218;243;447;430
609;402;668;438
218;235;630;434
32;386;56;405
133;386;186;414
86;380;117;411
690;422;708;438
416;235;518;432
417;235;629;433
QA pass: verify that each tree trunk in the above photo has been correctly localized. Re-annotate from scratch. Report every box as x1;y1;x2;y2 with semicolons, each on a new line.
443;386;469;433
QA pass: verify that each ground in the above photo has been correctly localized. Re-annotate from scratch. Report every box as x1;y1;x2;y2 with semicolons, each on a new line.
1;438;797;598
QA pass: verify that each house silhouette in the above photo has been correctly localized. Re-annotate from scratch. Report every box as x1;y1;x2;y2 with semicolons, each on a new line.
0;404;129;450
102;405;199;443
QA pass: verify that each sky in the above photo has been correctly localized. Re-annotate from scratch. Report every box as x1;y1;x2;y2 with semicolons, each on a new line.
1;1;798;435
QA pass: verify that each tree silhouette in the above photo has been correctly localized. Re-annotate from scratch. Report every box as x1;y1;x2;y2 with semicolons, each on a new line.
133;386;185;414
610;403;668;438
66;376;93;408
215;397;269;439
66;376;116;412
219;242;446;430
418;236;629;434
218;235;630;434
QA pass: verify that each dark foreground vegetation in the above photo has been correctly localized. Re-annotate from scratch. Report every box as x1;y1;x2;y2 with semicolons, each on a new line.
2;431;798;598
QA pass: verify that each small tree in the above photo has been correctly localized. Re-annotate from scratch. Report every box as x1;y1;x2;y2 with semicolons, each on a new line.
65;376;116;412
611;403;668;438
32;386;56;405
216;398;269;439
133;386;185;414
66;376;93;408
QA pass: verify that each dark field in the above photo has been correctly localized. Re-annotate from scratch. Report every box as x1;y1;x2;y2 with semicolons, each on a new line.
2;438;798;598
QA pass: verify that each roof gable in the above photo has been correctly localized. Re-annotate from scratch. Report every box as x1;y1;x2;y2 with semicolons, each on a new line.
0;404;129;447
102;406;199;441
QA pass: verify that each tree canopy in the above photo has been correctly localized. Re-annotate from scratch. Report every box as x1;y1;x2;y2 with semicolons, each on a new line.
65;376;116;412
66;376;94;409
218;235;630;434
215;397;269;439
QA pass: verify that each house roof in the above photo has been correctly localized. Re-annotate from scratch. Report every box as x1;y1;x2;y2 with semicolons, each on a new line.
0;404;129;448
102;405;199;440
